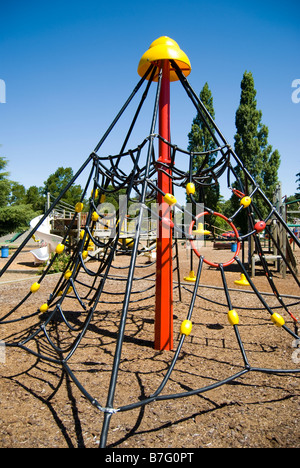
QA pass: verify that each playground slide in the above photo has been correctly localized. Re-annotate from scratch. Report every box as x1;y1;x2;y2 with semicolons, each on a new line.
30;215;63;264
30;246;50;265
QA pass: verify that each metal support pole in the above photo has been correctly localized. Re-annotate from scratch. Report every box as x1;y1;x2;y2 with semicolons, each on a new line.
155;60;173;351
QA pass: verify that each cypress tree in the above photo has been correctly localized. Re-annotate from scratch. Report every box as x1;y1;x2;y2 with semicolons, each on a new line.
234;72;263;188
232;71;280;232
296;172;300;197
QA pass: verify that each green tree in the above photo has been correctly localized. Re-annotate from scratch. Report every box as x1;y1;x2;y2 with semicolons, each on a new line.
0;205;38;235
0;153;42;235
187;82;219;210
258;125;280;202
26;185;45;211
9;181;26;205
234;72;263;185
43;167;83;207
0;156;11;207
232;71;280;232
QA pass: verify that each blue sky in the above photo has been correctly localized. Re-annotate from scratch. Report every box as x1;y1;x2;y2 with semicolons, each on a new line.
1;0;299;204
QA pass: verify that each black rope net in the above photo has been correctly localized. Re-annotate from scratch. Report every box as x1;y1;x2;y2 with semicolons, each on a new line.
0;63;299;448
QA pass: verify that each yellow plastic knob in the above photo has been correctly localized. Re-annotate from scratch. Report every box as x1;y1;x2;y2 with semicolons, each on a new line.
240;196;252;208
163;193;177;206
92;211;99;222
180;320;193;336
186;182;196;195
82;250;88;260
30;282;41;294
39;303;49;313
64;270;72;280
75;202;84;213
88;241;95;251
271;313;285;327
55;243;65;254
228;309;239;326
91;188;99;199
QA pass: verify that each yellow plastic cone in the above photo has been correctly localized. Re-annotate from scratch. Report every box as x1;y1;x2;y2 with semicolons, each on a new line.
184;271;197;283
234;274;250;287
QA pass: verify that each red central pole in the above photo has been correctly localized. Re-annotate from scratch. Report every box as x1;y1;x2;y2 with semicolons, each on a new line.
155;60;173;351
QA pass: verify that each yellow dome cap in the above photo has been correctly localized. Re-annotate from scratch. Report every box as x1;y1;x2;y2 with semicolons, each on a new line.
137;36;191;82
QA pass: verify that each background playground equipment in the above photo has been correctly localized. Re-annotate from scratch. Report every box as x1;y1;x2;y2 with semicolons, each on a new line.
249;183;298;278
0;246;9;259
29;215;64;265
0;36;299;448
